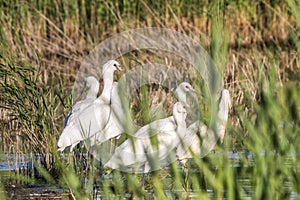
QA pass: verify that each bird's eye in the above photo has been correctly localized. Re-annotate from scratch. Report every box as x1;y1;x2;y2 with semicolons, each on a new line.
113;63;117;67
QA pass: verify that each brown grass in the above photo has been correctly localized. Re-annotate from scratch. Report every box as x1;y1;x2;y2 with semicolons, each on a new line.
0;1;299;152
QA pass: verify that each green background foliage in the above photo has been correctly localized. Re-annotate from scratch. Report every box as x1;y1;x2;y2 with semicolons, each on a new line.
0;0;299;199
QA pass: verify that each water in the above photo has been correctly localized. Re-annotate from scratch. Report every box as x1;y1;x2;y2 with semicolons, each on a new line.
0;151;254;171
0;152;298;199
0;161;33;172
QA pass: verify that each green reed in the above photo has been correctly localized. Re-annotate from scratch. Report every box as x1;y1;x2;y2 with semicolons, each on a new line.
0;0;300;199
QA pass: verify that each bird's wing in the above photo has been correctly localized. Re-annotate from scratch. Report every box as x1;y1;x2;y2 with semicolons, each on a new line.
89;82;130;144
176;121;205;160
66;101;111;138
72;98;94;113
104;136;147;168
134;116;175;138
105;118;177;169
65;98;95;126
93;111;123;143
141;119;179;164
110;82;136;133
59;101;110;151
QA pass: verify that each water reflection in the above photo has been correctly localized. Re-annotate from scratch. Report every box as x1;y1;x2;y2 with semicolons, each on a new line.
0;152;298;199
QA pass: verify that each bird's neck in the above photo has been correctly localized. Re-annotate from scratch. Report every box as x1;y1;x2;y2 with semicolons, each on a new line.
176;121;187;137
218;99;229;123
100;72;114;104
174;115;187;137
175;88;186;103
86;86;98;100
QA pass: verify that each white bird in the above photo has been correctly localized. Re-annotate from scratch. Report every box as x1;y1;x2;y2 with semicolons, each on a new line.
57;60;123;152
174;82;196;103
150;82;197;120
88;82;196;163
89;81;196;147
88;81;139;163
64;76;100;127
176;89;231;165
104;102;187;173
87;81;136;151
217;89;231;143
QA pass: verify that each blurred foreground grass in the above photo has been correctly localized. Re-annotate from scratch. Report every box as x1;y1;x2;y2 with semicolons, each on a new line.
0;0;300;199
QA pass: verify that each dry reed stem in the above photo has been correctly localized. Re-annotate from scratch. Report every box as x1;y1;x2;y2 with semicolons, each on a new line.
0;1;299;153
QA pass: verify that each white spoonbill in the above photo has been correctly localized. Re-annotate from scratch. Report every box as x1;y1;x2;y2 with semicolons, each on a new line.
217;89;231;143
89;81;196;154
174;82;196;103
64;76;100;127
176;89;231;165
87;81;136;155
57;60;123;152
104;102;187;173
150;82;196;120
88;81;196;163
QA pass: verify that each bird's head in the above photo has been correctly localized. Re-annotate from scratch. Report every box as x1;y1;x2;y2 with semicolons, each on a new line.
179;82;196;93
85;76;99;89
84;76;100;97
102;60;123;76
175;82;196;104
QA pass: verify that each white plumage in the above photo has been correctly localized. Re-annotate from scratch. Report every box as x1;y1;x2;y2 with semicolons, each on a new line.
174;82;196;103
64;76;100;127
57;60;123;152
176;89;231;165
217;89;231;143
104;102;187;173
90;81;196;147
150;82;196;120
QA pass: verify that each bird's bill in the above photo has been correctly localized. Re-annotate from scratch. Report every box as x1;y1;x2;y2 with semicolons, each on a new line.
192;90;205;99
190;87;197;93
116;64;124;72
182;102;190;108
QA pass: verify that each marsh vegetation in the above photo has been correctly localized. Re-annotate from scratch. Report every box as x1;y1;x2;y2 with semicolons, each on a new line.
0;0;300;199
